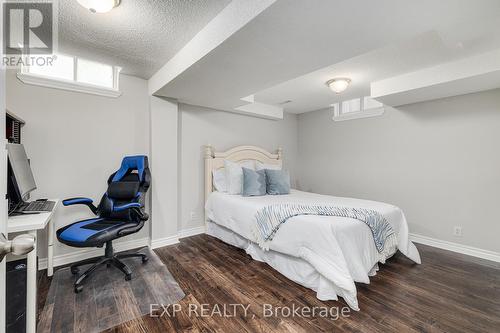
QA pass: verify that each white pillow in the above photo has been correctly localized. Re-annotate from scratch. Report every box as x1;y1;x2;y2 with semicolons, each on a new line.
212;169;227;192
256;161;282;171
225;160;255;195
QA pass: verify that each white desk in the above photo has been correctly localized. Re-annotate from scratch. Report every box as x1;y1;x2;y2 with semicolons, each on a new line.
7;199;59;333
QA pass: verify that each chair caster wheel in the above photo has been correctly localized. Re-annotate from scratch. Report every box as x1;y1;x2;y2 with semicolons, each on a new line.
71;267;79;275
74;285;83;293
142;256;148;263
125;274;132;281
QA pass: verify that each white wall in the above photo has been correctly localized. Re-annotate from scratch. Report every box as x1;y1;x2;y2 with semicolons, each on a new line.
149;97;179;246
6;70;150;258
179;103;298;230
298;89;500;253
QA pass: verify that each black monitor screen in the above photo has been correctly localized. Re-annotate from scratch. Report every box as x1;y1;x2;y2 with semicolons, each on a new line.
7;143;36;202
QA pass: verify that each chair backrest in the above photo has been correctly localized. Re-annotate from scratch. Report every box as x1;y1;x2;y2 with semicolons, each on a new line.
98;156;151;220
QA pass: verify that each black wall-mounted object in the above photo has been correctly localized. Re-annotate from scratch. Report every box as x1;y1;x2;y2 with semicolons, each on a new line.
6;110;25;144
6;259;27;333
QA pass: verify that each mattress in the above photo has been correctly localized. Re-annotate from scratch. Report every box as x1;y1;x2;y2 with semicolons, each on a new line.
205;189;421;310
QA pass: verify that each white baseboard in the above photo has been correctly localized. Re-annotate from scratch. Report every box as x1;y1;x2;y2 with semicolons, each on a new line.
150;226;206;249
410;233;500;263
151;235;180;249
38;237;150;271
179;226;206;239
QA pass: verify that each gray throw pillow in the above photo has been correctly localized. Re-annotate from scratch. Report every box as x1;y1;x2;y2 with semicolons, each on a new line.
265;169;290;195
242;167;267;197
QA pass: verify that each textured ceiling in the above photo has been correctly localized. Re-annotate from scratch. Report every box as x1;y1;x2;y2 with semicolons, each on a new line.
58;0;231;78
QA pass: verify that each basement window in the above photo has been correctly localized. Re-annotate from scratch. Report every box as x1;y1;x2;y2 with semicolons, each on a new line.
331;96;384;121
17;54;122;98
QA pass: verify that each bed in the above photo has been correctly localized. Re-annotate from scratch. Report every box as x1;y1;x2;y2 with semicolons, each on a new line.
204;145;421;310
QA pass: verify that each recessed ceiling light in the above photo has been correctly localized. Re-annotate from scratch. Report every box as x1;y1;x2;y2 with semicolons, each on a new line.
326;78;351;94
77;0;121;14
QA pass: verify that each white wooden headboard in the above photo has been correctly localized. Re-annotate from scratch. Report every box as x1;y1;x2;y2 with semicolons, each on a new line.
204;145;283;203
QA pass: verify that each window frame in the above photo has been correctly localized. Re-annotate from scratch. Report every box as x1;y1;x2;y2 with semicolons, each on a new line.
331;96;384;122
17;54;122;98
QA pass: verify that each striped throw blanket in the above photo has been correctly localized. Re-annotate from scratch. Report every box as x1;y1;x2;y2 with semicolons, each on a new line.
253;204;398;256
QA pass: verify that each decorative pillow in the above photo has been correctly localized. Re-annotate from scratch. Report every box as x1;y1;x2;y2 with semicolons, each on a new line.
242;168;266;197
265;169;291;195
212;169;227;192
256;162;281;171
224;160;255;195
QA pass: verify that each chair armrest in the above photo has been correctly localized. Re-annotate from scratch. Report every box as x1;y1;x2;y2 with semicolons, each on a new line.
113;202;141;212
113;203;149;221
63;197;98;215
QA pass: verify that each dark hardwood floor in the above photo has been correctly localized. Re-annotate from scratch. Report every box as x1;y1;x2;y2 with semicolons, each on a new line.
38;234;500;332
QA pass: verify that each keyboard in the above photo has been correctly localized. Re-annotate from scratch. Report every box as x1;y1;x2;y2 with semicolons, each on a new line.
20;200;56;212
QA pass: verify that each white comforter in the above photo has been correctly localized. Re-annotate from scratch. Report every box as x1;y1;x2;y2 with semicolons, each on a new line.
205;190;421;310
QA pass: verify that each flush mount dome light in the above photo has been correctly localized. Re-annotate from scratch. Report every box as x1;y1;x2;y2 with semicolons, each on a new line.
77;0;121;13
326;78;351;94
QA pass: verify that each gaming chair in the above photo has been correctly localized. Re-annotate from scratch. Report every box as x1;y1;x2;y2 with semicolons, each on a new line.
57;155;151;293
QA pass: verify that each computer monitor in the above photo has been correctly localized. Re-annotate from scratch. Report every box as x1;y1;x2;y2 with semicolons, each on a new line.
7;143;37;202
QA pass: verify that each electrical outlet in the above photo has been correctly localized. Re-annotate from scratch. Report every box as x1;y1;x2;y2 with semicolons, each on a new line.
190;211;200;222
453;226;463;237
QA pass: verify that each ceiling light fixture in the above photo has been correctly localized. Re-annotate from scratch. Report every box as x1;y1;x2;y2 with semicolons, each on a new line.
77;0;121;14
326;78;351;94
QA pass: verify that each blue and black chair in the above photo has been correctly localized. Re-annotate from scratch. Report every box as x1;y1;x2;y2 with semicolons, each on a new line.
57;156;151;293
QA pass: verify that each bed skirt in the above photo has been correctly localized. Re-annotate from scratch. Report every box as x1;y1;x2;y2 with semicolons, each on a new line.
206;220;378;310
